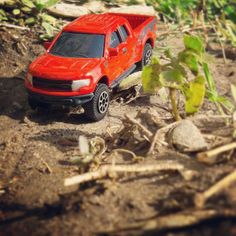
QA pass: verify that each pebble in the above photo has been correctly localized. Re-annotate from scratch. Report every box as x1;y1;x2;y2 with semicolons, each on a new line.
170;120;208;152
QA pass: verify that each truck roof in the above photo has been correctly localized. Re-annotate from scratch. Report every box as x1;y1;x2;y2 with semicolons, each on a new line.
63;13;125;34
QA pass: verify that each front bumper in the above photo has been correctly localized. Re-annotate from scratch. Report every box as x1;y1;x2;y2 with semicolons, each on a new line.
27;90;94;106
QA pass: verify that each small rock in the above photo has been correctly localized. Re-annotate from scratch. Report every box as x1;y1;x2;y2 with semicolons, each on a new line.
83;0;106;13
115;0;146;5
108;5;156;16
13;101;23;109
47;3;91;18
170;120;208;152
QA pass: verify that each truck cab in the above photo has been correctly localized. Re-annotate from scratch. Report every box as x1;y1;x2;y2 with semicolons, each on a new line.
25;13;156;121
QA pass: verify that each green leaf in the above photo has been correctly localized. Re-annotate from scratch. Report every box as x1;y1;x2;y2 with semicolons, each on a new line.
142;62;162;94
0;9;7;16
159;69;185;89
21;7;33;13
231;84;236;103
184;75;206;114
164;48;173;60
42;21;54;36
22;0;35;8
215;95;234;111
34;0;59;10
41;13;57;25
203;62;216;91
25;17;36;25
179;50;199;75
184;34;204;55
13;9;21;15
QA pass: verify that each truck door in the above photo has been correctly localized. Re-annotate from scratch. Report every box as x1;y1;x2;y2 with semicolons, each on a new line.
118;25;135;71
107;29;124;83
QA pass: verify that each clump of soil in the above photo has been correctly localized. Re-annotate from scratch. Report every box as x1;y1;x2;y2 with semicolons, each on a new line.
0;28;44;78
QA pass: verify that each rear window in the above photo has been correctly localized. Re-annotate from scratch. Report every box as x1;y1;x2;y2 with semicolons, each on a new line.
50;32;105;58
119;25;129;41
109;31;122;48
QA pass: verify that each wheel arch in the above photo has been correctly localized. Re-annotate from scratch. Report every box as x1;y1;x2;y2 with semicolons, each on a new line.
97;75;109;86
145;38;154;48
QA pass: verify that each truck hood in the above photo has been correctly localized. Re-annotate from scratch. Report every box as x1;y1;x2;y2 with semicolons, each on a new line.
30;53;101;80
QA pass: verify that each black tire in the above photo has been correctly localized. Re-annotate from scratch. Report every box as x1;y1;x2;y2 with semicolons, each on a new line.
28;97;50;110
83;83;110;121
142;43;153;68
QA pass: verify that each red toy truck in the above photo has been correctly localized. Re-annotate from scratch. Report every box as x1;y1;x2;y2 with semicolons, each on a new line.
25;13;156;121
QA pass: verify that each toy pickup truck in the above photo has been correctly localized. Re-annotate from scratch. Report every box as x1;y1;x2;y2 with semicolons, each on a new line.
25;13;156;121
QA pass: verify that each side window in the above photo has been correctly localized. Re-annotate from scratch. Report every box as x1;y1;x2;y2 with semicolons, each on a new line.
109;31;121;48
119;25;129;42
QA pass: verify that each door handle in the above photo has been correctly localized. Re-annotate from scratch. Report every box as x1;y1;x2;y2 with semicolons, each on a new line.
122;47;127;54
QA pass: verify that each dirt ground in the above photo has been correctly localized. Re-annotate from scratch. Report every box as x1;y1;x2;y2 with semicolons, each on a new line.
0;26;236;236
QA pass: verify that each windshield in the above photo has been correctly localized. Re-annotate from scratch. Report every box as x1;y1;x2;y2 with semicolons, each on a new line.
50;32;105;58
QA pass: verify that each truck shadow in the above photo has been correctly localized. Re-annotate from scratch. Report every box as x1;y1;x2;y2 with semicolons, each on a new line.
0;76;28;121
0;75;99;125
29;128;98;153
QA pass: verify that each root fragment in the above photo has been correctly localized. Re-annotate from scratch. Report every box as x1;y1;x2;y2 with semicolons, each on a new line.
125;114;153;140
104;209;236;234
64;161;184;186
41;158;52;174
194;170;236;208
197;142;236;164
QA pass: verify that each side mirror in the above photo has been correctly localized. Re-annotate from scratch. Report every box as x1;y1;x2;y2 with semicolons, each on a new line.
108;48;118;57
43;41;52;50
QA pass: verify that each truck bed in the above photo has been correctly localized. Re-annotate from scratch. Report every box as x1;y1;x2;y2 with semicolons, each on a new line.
107;13;156;33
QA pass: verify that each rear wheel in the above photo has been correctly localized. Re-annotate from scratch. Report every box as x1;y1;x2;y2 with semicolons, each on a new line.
83;83;110;121
142;43;153;67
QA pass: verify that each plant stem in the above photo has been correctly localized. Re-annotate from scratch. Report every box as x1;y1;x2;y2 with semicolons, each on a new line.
169;88;181;121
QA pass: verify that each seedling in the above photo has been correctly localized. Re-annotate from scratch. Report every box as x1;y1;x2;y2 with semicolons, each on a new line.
142;34;232;121
142;34;206;120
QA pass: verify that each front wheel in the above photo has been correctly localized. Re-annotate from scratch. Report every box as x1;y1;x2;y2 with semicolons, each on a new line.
83;83;110;121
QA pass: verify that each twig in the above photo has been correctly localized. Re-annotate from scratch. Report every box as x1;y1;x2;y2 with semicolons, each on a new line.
148;129;168;155
111;148;138;161
103;209;236;234
64;161;184;186
158;25;212;38
210;20;227;64
148;121;180;155
0;23;30;31
197;142;236;163
41;158;52;174
125;114;153;140
194;170;236;208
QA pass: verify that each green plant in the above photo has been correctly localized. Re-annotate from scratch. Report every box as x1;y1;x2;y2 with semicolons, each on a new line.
145;0;236;23
142;34;232;121
203;62;233;115
215;18;236;47
142;35;206;120
0;0;60;39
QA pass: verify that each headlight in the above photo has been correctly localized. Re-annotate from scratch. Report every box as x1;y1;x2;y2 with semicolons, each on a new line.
27;73;33;85
72;79;90;91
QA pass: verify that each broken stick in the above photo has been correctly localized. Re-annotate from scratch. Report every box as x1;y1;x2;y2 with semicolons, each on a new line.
125;114;153;140
197;142;236;163
64;161;184;186
194;169;236;208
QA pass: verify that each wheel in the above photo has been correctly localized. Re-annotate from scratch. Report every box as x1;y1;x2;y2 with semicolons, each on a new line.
142;43;153;67
28;97;50;110
83;83;110;121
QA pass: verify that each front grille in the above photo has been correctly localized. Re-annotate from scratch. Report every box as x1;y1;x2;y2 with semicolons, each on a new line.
33;77;72;92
